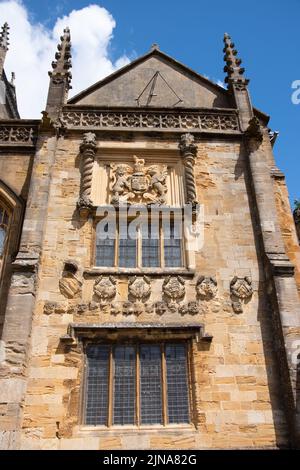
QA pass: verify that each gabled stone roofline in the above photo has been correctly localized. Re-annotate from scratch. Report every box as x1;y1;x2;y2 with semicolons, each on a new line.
68;48;229;105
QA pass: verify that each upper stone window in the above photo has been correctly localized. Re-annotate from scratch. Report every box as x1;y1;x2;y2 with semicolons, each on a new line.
95;210;184;269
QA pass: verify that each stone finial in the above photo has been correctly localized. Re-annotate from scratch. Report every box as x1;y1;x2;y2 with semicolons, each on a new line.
49;27;72;91
0;22;9;50
151;43;159;51
0;22;9;76
223;33;248;86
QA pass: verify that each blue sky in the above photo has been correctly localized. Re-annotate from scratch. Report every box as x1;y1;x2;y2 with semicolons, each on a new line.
3;0;300;205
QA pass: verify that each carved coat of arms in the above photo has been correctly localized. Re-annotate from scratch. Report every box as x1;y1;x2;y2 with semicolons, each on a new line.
110;155;168;205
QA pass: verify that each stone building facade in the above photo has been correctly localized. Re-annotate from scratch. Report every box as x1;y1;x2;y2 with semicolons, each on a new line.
0;24;300;450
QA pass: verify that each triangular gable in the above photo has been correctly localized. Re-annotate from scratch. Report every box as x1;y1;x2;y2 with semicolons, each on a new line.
68;49;231;109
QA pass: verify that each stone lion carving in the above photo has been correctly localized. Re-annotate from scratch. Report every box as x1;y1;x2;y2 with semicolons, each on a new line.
162;276;185;307
196;276;217;300
230;276;253;314
94;276;117;306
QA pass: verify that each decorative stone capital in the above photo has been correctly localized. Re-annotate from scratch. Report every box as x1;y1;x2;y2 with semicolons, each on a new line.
80;132;97;152
179;133;197;156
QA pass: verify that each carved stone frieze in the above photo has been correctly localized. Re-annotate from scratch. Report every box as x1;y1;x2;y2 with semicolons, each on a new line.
196;276;218;300
110;156;168;205
0;124;37;146
155;301;169;315
61;110;240;133
93;275;117;306
230;276;253;313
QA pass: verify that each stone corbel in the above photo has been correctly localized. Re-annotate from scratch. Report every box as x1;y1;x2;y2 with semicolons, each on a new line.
245;117;264;149
179;133;198;206
77;132;97;218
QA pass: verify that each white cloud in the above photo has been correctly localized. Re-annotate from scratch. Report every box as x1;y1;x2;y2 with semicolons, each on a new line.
0;1;130;118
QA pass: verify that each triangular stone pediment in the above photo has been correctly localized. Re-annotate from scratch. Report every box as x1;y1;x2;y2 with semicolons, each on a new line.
69;50;231;109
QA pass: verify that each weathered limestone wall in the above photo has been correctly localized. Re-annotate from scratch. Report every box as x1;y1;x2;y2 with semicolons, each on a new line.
0;152;32;199
18;136;288;449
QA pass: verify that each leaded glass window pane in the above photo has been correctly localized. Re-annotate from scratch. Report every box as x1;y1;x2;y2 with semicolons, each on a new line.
140;345;162;424
142;221;160;268
0;206;9;258
113;346;136;425
95;222;115;267
164;219;182;268
0;227;6;257
118;238;137;268
166;344;189;424
85;345;110;426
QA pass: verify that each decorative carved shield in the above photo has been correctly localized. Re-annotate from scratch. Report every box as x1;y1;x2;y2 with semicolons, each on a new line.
59;273;81;299
128;276;151;301
94;276;117;306
230;276;253;300
196;276;217;300
163;276;185;304
131;174;149;193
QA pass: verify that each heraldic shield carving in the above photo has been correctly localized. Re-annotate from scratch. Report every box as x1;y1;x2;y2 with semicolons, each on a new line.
110;155;168;205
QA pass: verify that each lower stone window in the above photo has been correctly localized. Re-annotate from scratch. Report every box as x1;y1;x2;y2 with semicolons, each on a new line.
84;342;190;426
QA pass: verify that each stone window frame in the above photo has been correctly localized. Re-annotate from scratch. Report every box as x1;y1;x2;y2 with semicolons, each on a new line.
92;207;186;271
81;338;194;429
0;180;25;322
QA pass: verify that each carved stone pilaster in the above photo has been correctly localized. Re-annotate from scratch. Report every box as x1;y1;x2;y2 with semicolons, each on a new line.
77;132;97;217
179;133;198;205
